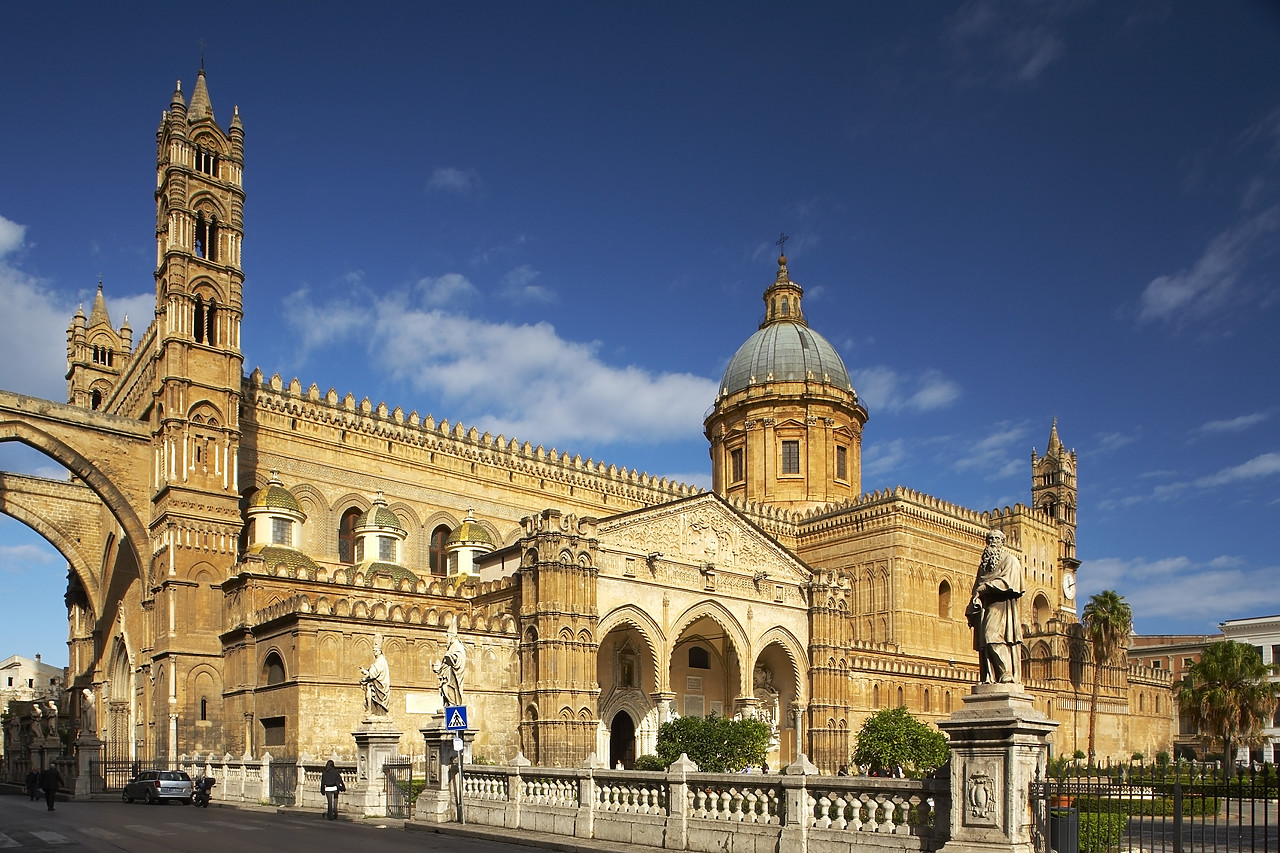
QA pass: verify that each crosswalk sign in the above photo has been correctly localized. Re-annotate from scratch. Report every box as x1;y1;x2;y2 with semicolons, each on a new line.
445;705;469;731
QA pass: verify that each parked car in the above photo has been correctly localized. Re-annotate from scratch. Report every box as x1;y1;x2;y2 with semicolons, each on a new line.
122;769;194;804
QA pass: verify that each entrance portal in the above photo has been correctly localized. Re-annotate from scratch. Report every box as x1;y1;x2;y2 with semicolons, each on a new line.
609;711;636;769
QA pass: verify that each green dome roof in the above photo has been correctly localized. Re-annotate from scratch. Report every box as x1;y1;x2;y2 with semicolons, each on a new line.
445;510;495;548
356;504;404;532
246;544;320;578
247;473;303;515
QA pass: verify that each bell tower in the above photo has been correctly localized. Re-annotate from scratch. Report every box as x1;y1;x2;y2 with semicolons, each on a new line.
1032;420;1080;609
147;68;246;761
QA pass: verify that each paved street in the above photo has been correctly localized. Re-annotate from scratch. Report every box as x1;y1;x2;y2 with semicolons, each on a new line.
0;794;549;852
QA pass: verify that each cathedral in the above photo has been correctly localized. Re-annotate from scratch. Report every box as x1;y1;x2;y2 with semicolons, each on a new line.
7;70;1173;771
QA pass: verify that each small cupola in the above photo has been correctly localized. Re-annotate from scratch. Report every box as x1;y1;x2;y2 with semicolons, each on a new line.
445;508;496;578
245;470;306;548
353;491;407;564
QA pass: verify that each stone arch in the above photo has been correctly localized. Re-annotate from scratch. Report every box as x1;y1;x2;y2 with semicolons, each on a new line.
0;478;100;605
669;599;750;667
0;418;148;593
753;625;809;703
597;605;665;687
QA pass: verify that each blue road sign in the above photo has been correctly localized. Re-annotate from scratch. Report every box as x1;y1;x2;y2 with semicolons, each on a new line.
445;705;469;730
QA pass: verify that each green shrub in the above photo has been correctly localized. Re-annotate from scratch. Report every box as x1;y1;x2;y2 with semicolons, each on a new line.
1079;811;1127;853
655;714;771;774
633;754;665;772
852;706;949;777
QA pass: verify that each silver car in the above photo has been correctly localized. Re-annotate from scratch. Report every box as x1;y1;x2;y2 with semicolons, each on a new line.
122;769;193;804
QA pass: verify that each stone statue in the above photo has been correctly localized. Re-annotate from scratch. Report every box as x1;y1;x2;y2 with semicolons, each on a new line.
434;627;467;707
359;635;390;715
80;688;97;737
46;699;58;738
29;703;44;739
966;529;1025;684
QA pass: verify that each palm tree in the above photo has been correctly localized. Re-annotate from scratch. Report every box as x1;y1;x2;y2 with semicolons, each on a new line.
1177;640;1278;778
1081;590;1132;762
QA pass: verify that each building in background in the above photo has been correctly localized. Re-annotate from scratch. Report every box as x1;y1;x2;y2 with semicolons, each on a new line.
0;70;1174;770
1219;615;1280;765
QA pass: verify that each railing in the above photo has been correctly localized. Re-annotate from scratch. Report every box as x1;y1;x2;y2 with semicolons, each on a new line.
1031;760;1279;853
450;756;945;853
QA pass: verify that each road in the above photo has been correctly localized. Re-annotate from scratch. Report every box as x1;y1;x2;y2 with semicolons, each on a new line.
0;794;547;852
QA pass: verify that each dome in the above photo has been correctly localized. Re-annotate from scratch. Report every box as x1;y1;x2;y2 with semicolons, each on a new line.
247;472;302;515
445;509;495;549
718;321;853;398
356;503;404;533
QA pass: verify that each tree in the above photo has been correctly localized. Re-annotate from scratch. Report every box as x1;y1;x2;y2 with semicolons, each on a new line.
655;714;772;773
1082;589;1132;762
1177;640;1278;778
852;706;949;777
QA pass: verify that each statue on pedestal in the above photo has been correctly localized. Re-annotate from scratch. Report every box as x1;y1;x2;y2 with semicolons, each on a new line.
434;627;467;707
965;529;1025;684
80;688;97;738
359;634;391;715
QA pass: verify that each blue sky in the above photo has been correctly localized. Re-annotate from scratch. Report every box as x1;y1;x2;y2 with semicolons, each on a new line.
1;2;1278;666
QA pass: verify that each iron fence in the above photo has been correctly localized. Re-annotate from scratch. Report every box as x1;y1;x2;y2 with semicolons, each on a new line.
384;759;415;819
87;757;167;794
268;758;297;806
1032;760;1278;853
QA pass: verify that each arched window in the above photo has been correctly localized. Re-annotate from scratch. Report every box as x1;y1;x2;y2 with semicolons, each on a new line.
338;507;361;564
263;652;286;685
193;296;218;345
688;646;710;669
923;689;930;713
873;684;880;708
429;525;451;576
897;685;904;707
938;580;952;619
90;390;103;410
200;697;208;721
194;212;217;261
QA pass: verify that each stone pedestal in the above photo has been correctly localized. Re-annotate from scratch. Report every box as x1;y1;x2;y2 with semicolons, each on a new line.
936;684;1057;853
348;718;403;817
413;713;476;824
74;736;102;796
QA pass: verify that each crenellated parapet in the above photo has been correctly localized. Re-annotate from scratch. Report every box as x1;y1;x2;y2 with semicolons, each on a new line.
243;369;700;509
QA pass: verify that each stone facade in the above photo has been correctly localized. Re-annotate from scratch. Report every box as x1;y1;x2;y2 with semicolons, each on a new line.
0;70;1174;771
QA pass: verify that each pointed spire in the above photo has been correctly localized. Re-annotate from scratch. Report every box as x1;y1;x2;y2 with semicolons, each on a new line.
88;282;112;329
1047;418;1062;456
170;80;186;114
188;67;214;122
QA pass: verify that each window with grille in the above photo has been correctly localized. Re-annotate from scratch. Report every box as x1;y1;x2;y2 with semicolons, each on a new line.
271;517;291;546
378;536;396;563
730;448;744;483
836;445;848;481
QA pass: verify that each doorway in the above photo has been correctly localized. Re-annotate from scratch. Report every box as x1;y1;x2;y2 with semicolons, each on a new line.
609;711;637;769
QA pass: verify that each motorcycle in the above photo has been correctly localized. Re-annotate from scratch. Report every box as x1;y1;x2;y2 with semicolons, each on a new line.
193;775;216;808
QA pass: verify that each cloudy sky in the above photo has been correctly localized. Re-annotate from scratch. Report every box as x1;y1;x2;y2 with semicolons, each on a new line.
1;2;1278;664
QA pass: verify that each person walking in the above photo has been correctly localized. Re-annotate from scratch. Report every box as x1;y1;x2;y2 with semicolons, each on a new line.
25;768;39;800
39;764;63;811
320;759;345;820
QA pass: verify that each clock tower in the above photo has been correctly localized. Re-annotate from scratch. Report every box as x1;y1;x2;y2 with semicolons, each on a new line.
1032;420;1080;610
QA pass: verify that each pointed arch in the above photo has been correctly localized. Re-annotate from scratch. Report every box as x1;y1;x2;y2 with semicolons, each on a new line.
753;625;809;703
598;604;665;686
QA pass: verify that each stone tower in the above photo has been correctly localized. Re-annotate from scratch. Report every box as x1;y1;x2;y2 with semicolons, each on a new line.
1032;420;1080;580
148;69;247;758
66;283;133;410
704;253;868;510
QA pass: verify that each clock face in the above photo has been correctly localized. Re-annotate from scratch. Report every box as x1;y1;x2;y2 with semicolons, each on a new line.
1063;574;1076;601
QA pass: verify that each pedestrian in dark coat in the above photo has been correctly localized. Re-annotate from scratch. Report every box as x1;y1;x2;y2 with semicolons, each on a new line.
25;769;39;800
39;765;62;811
320;759;345;820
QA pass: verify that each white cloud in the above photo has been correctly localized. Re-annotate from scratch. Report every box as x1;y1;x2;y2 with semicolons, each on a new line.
0;541;62;571
1137;207;1279;325
1193;413;1269;436
1100;451;1280;508
416;273;478;307
946;0;1071;85
1080;554;1280;632
953;421;1030;479
1091;430;1137;456
0;215;76;400
851;366;961;414
862;438;910;481
500;265;555;303
427;167;481;195
282;287;718;447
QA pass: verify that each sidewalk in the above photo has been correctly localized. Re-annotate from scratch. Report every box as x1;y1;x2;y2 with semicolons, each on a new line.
407;820;670;853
